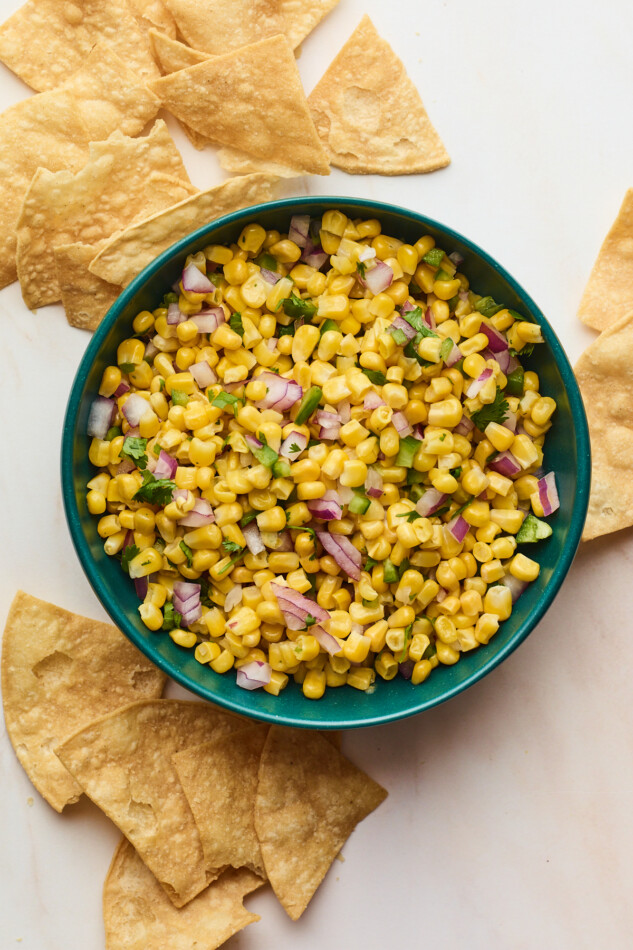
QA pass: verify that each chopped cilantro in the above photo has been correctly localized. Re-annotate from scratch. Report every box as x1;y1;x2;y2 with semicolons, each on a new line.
277;321;297;337
211;391;241;417
400;622;413;662
222;539;242;554
239;510;258;527
356;260;367;279
218;549;245;575
288;442;301;454
287;524;316;541
422;642;437;660
401;306;438;338
364;556;379;571
121;436;148;470
363;368;387;385
171;389;189;407
199;576;213;608
179;540;193;567
396;510;422;522
450;466;462;479
152;443;162;457
120;544;139;575
282;293;317;320
229;311;244;336
303;614;317;630
475;295;504;318
161;602;181;632
470;388;509;430
133;470;176;506
307;438;320;448
510;342;534;358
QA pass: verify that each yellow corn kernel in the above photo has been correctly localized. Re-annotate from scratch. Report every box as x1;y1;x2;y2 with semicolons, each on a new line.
339;459;368;488
138;602;163;631
484;422;515;453
509;552;540;582
302;668;326;699
169;628;197;648
489;509;525;533
99;365;122;397
462;501;490;528
291;324;320;363
209;648;235;673
530;396;556;427
480;559;505;584
436;640;459;664
375;651;399;680
483;584;513;620
411;659;433;684
418;336;443;362
347;667;376;691
317;294;349;320
475;612;500;645
264;670;289;695
89;438;111;468
87;490;106;515
427;396;463;428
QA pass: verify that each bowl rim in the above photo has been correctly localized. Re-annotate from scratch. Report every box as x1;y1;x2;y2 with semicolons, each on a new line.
61;194;591;729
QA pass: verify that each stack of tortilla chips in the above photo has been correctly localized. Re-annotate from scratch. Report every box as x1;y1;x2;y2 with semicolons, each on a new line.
2;591;387;948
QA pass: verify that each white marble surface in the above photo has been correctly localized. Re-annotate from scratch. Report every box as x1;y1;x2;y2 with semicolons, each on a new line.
2;0;633;946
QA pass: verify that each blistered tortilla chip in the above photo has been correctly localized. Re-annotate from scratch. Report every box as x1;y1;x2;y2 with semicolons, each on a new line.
54;243;121;331
163;0;285;55
149;35;330;176
104;838;262;950
577;190;633;332
0;0;159;92
0;591;166;813
254;726;387;920
308;15;450;175
89;172;277;287
16;121;192;309
279;0;340;49
56;700;242;906
148;29;212;148
575;310;633;540
218;146;301;179
129;0;177;38
173;725;268;879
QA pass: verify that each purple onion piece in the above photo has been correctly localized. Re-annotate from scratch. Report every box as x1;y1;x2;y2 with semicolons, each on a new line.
87;395;115;439
182;261;213;294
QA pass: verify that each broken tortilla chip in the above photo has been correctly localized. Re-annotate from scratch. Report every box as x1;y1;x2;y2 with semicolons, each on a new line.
88;172;277;288
148;35;330;176
16;121;192;309
279;0;340;49
56;700;243;906
54;242;121;331
0;591;166;813
173;725;269;879
577;189;633;333
308;15;450;175
103;838;263;950
129;0;177;38
163;0;285;55
254;726;387;920
0;0;159;92
217;146;301;179
575;309;633;540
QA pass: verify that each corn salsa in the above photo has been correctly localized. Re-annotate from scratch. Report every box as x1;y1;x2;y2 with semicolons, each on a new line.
85;211;559;699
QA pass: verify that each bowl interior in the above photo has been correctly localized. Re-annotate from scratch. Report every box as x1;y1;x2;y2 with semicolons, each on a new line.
62;197;591;729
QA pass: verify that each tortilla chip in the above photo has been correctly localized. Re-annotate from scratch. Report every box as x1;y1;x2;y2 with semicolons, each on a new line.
0;0;159;92
577;190;633;332
0;591;166;813
104;838;263;950
254;726;387;920
173;725;268;879
575;309;633;540
148;35;330;176
54;243;121;331
163;0;285;55
148;29;213;148
89;172;277;287
279;0;340;49
308;15;450;175
217;146;301;179
16;121;192;309
129;0;177;38
56;700;243;906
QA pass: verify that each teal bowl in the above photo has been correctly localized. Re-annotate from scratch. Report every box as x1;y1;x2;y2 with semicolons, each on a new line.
61;196;591;729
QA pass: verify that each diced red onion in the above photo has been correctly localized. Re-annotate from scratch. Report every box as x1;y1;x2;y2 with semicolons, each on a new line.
401;299;415;313
338;400;351;424
224;585;243;613
319;427;339;440
303;250;328;269
242;520;265;555
260;267;279;284
449;251;464;267
154;450;178;480
489;451;521;478
134;576;149;600
479;321;508;353
538;472;559;516
399;660;414;680
266;338;278;351
390;315;417;341
255;372;303;412
466;367;493;399
447;514;470;543
191;308;225;333
391;411;412;437
308;490;342;521
365;467;383;498
454;416;474;436
167;301;185;325
499;575;528;603
364;391;385;411
270;583;330;630
288;214;310;248
179;498;215;527
424;307;436;330
121;393;150;427
415;488;448;517
444;342;463;367
494;348;511;374
87;395;115;439
113;381;130;398
190;360;217;388
116;459;136;475
336;482;353;505
276;530;294;552
182;261;213;294
280;430;307;460
315;530;361;581
364;260;393;295
436;587;448;604
236;660;272;690
412;423;425;441
312;625;342;656
503;410;517;432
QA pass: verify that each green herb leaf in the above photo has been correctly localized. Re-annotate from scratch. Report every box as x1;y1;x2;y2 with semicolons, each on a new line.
118;361;137;374
287;524;316;541
229;311;244;336
356;260;367;279
133;470;176;506
121;436;148;470
475;295;504;318
277;321;297;337
239;510;258;527
401;306;438;338
120;544;139;575
364;556;379;571
199;576;213;608
363;368;387;386
440;338;454;362
217;549;245;575
161;602;182;631
470;388;509;430
282;293;317;320
211;391;241;417
288;442;300;454
400;622;413;662
396;510;422;522
222;539;242;554
303;613;317;630
450;466;462;479
179;540;193;567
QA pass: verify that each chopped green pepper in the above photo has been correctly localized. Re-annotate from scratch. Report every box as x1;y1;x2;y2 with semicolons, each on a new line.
516;513;553;543
348;491;370;515
295;386;322;425
396;435;421;468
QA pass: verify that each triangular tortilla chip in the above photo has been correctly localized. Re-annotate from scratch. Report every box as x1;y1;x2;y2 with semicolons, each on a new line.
148;29;213;148
217;146;301;179
129;0;177;38
575;309;633;540
254;726;387;919
149;35;330;176
577;189;633;332
0;591;166;813
54;242;121;331
104;838;263;950
88;172;277;287
173;725;269;879
163;0;285;55
279;0;340;49
0;0;159;92
56;700;243;906
308;15;450;175
16;121;192;309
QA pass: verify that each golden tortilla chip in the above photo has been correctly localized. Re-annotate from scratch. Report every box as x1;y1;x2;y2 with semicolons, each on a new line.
148;35;330;176
89;172;277;287
577;190;633;332
54;243;121;331
575;309;633;540
16;121;192;309
308;15;450;175
254;726;387;920
173;725;268;879
217;146;301;179
0;0;159;92
56;700;243;906
104;838;262;950
0;591;166;813
129;0;177;38
163;0;285;55
279;0;340;49
148;29;213;148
